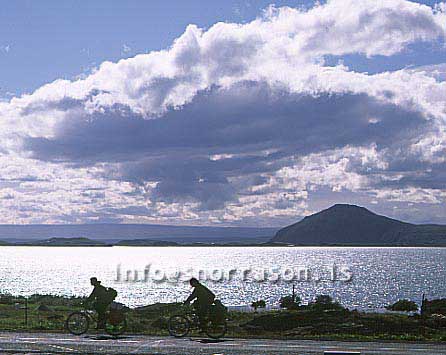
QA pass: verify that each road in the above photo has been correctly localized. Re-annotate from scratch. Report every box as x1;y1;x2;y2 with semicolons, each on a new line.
0;332;445;355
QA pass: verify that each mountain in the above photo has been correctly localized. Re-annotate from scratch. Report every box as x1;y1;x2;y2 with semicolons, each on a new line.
272;204;446;246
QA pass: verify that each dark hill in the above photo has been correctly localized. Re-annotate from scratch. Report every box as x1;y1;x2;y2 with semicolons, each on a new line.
115;239;179;246
22;237;107;246
272;204;446;246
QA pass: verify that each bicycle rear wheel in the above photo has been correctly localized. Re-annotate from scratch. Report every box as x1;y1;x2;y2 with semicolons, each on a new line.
66;311;89;335
204;318;227;339
105;316;127;337
168;315;190;337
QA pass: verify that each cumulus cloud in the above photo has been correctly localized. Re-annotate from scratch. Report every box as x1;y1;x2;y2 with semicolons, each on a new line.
0;44;10;54
0;0;445;225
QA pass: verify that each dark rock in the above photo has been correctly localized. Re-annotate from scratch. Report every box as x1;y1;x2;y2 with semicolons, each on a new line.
243;324;263;334
36;304;52;312
134;302;182;316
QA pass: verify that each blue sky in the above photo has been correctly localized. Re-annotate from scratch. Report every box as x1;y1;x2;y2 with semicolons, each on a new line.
0;0;445;226
1;0;444;95
1;0;305;95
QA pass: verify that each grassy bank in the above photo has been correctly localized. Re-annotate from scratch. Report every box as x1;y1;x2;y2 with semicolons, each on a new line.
0;294;445;342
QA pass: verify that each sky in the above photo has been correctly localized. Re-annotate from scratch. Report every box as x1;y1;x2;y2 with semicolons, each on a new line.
0;0;445;226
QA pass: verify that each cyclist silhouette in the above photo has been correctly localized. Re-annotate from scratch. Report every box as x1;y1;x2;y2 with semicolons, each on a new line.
87;277;113;329
184;278;215;327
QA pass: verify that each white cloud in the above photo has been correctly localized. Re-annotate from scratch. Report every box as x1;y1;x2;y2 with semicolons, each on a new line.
1;44;10;53
0;0;445;224
2;0;445;127
374;187;446;204
121;44;132;55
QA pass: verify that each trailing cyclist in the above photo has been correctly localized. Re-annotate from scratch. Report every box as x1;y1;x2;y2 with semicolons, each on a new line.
86;277;117;329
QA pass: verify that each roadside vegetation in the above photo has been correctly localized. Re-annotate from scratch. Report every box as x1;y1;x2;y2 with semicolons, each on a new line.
0;293;445;342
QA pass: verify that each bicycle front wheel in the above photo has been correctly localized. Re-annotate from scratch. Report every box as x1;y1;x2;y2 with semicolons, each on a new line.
66;311;89;335
168;315;190;337
204;318;227;339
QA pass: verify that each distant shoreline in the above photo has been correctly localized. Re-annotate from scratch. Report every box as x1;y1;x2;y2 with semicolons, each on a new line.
1;236;445;247
1;243;445;248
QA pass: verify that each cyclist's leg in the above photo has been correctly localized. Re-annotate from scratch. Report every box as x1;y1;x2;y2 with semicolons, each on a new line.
94;302;108;329
194;300;212;328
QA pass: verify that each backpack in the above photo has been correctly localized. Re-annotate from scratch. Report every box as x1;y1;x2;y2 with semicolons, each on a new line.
105;287;118;303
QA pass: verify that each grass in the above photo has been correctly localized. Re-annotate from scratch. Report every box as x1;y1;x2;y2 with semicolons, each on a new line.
0;294;445;342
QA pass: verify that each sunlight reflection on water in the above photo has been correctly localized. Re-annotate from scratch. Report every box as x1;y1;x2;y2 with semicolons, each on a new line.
0;246;444;309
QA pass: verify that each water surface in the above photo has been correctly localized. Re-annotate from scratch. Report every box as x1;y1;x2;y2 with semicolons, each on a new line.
0;246;444;309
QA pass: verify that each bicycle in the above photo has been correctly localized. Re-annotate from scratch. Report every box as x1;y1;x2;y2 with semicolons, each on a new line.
168;304;227;339
65;304;127;337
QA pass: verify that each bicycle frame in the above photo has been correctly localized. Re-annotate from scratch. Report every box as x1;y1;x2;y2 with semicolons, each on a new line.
176;306;214;330
168;305;228;339
185;311;201;329
66;305;127;337
81;308;98;324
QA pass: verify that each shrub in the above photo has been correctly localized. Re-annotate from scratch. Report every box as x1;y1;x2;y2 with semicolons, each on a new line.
0;294;18;305
315;295;333;305
422;298;446;315
310;295;344;311
279;295;301;310
251;300;266;312
386;299;418;312
27;294;85;307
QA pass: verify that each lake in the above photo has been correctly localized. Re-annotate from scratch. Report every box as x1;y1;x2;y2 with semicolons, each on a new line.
0;246;444;310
